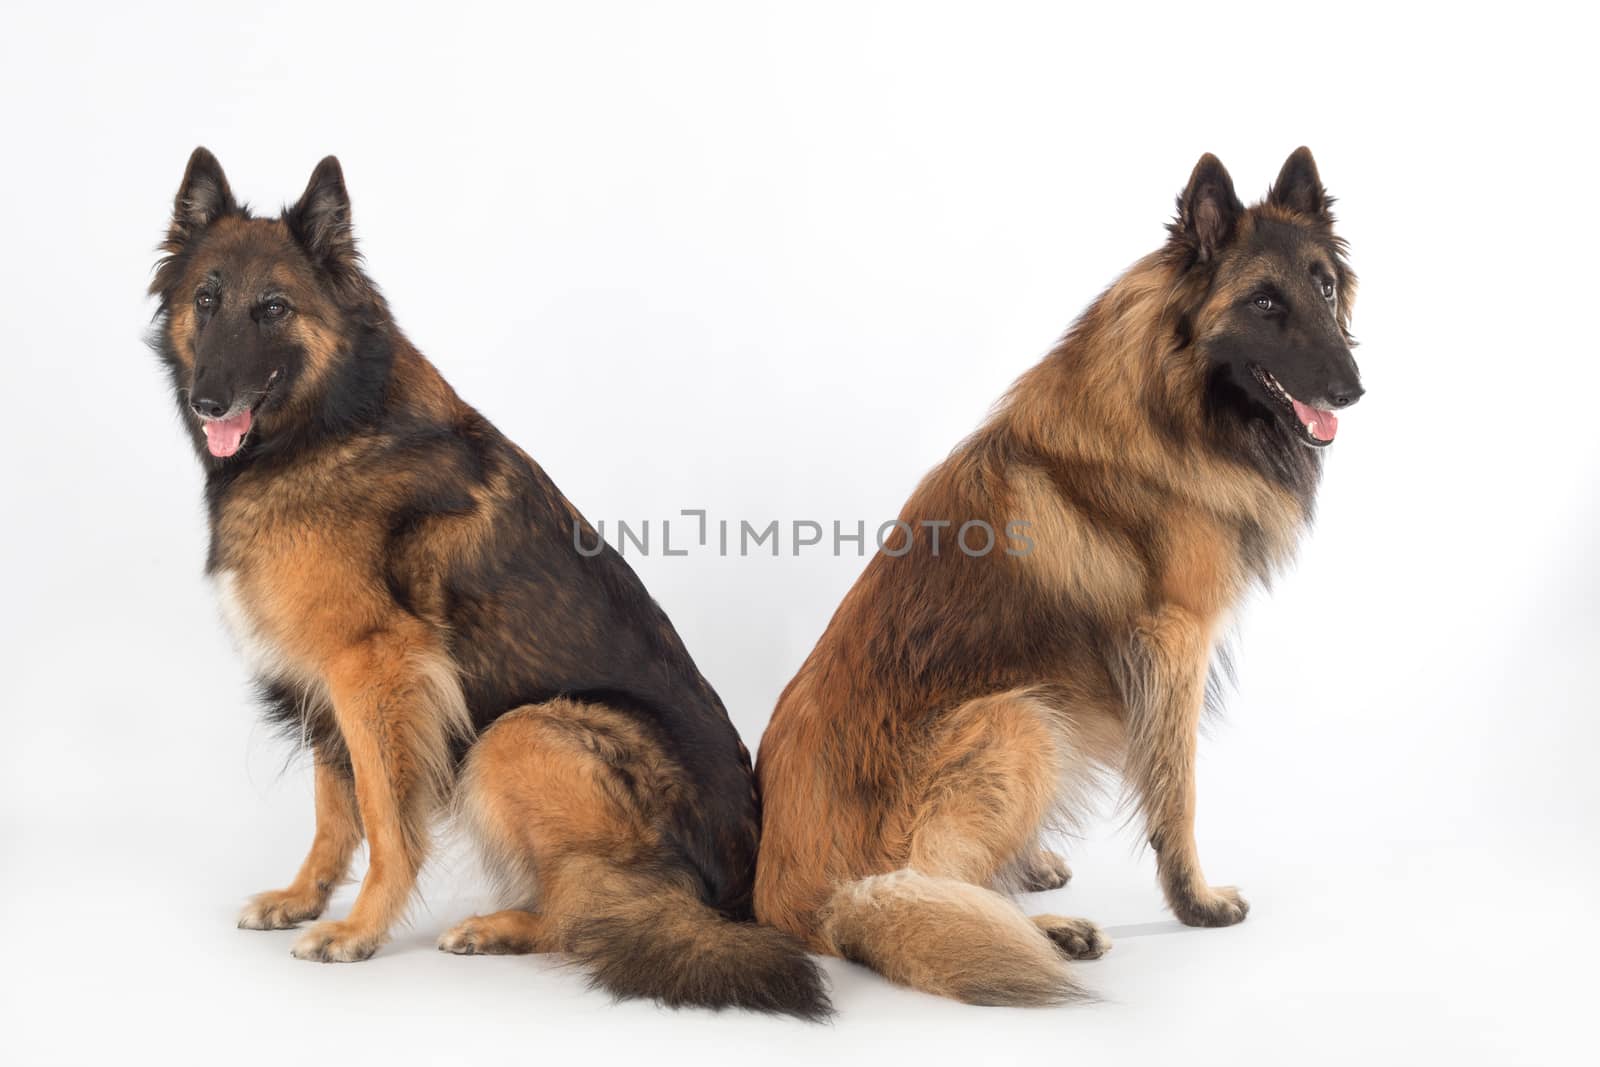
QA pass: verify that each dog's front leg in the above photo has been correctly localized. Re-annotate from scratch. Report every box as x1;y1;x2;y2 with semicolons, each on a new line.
1119;606;1248;928
290;628;463;962
239;755;362;930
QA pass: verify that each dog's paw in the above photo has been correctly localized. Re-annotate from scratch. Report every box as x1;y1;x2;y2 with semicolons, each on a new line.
1171;885;1250;928
290;920;382;962
1034;915;1111;959
1017;849;1073;892
238;888;325;930
438;917;493;956
438;910;546;956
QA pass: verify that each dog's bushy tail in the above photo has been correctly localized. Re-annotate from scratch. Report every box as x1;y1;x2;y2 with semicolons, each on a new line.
567;876;832;1020
817;869;1087;1005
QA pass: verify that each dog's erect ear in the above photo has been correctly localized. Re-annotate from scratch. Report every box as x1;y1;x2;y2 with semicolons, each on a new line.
1269;146;1328;218
1178;153;1243;263
286;155;359;283
166;147;237;250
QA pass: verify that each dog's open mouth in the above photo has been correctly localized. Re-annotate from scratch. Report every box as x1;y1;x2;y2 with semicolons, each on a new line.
1250;365;1337;447
199;369;281;459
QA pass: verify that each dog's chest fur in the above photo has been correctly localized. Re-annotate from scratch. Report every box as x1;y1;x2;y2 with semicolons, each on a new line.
206;459;389;704
213;567;303;689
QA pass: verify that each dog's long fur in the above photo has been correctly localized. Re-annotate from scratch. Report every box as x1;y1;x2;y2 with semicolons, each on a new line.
149;148;829;1019
754;148;1362;1005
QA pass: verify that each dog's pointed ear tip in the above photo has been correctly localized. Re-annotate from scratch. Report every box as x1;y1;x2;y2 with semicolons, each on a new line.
297;156;351;207
182;146;226;180
1281;146;1321;176
311;155;346;182
1186;153;1236;193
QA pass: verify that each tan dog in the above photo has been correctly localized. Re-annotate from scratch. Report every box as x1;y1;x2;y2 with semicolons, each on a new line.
754;148;1362;1004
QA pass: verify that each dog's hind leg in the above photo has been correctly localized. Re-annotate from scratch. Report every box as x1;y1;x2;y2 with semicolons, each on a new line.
818;690;1109;1004
448;699;676;962
903;691;1065;885
450;700;830;1017
1119;606;1248;927
438;909;555;955
905;692;1110;956
238;755;362;930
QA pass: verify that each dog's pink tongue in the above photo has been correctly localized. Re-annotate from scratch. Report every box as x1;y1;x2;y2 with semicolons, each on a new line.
202;410;253;457
1291;398;1338;442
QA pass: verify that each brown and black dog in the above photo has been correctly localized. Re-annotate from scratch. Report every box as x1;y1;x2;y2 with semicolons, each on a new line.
149;149;828;1018
754;148;1362;1005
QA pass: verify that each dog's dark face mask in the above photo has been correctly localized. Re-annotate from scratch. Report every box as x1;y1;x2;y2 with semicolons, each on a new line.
1177;148;1364;447
151;149;361;460
183;255;299;457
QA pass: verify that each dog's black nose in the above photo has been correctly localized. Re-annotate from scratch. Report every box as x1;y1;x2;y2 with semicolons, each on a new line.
190;395;230;419
1329;382;1365;409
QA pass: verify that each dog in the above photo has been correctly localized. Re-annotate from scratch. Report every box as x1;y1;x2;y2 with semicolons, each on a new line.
148;148;829;1018
753;148;1362;1004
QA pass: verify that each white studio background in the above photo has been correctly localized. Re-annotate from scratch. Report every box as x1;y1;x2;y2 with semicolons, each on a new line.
2;2;1595;1064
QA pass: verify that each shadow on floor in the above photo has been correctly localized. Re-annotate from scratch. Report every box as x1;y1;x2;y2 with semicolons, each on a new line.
1100;919;1188;939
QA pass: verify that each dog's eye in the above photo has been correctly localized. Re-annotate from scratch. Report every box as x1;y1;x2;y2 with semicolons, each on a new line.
1252;295;1274;311
195;292;215;310
263;300;290;318
1320;280;1336;301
